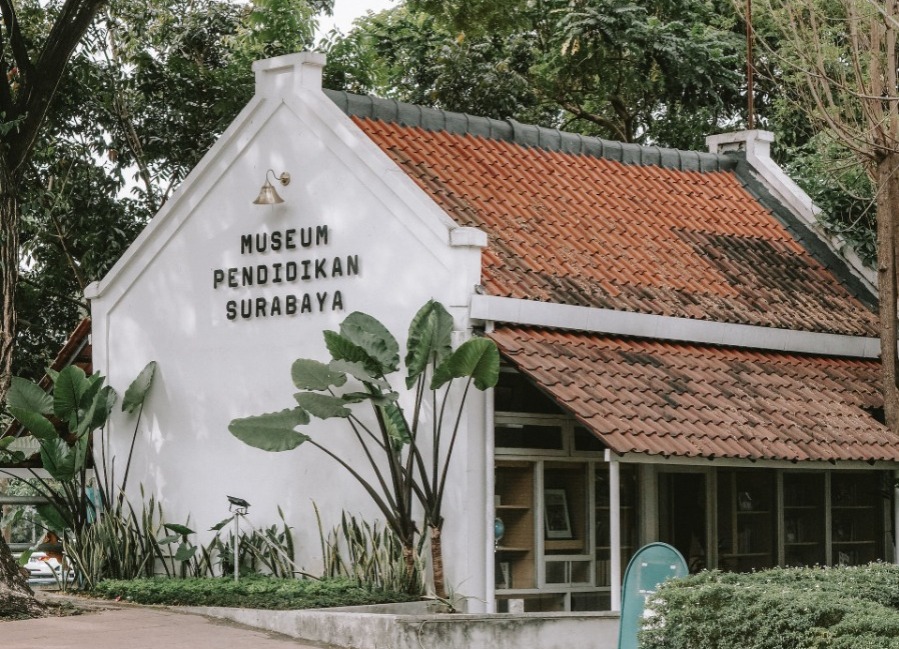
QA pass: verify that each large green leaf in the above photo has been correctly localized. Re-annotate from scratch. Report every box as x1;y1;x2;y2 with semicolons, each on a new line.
6;377;52;415
405;300;453;389
291;358;347;390
228;408;311;452
210;516;234;531
431;337;500;390
35;503;70;535
294;392;352;419
0;437;24;463
343;390;398;406
324;330;379;371
329;360;390;389
339;311;400;374
380;402;411;447
52;365;89;422
122;361;157;414
164;523;195;536
40;438;78;481
72;433;91;475
174;543;198;562
7;407;57;441
74;383;116;437
88;385;117;431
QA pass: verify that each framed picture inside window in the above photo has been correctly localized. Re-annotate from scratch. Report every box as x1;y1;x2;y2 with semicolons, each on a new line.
544;488;572;539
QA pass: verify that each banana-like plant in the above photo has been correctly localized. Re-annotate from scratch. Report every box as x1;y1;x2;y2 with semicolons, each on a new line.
230;300;499;597
1;361;157;538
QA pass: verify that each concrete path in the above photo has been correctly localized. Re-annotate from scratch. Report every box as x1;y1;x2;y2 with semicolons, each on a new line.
1;605;334;649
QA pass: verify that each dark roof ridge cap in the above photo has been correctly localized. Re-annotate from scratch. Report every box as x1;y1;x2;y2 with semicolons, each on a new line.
324;88;738;173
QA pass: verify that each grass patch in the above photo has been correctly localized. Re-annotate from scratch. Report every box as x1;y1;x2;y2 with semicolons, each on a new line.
92;576;421;610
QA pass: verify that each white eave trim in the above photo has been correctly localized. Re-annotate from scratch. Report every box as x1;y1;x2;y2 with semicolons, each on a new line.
470;295;880;359
608;451;899;471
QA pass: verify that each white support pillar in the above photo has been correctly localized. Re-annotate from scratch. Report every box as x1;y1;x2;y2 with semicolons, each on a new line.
894;473;899;565
484;382;497;612
609;456;622;611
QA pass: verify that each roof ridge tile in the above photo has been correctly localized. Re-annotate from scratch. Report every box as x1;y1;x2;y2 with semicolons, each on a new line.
329;89;737;174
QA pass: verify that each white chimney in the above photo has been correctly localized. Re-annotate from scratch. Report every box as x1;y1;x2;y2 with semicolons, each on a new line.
252;51;326;99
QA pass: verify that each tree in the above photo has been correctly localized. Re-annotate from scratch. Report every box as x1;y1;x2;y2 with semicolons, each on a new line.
0;0;106;414
15;0;329;380
230;301;499;597
0;0;108;618
755;0;899;430
324;0;746;149
1;1;329;610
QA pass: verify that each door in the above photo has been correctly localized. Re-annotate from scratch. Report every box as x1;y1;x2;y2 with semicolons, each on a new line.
658;472;707;573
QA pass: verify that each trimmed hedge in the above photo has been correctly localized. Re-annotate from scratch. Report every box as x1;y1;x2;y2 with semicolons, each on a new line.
641;564;899;649
92;576;420;610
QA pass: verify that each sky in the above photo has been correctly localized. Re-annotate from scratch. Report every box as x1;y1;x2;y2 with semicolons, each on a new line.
317;0;398;35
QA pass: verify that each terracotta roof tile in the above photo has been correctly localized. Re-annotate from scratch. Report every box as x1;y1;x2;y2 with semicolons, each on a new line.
355;118;876;336
490;327;894;463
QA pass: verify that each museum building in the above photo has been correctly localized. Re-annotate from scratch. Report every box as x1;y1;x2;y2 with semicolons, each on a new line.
82;52;898;614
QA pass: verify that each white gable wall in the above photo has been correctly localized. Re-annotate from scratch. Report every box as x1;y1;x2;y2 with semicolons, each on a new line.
87;53;489;606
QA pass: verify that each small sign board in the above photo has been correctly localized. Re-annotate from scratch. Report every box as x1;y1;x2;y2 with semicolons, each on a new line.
617;542;688;649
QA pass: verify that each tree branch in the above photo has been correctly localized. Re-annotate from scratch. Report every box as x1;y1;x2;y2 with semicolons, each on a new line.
0;1;34;80
10;0;107;171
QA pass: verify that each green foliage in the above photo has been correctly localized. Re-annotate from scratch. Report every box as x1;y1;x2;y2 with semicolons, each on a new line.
322;6;548;123
318;506;424;595
405;299;453;388
2;360;156;593
641;565;899;649
324;0;744;148
229;301;499;596
4;366;121;532
209;508;298;579
779;132;876;267
0;480;44;545
65;490;302;589
64;493;166;590
14;0;331;381
92;575;419;609
229;407;311;452
121;362;157;415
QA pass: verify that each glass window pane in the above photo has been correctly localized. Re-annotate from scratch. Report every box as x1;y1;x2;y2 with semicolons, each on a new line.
496;424;564;450
495;371;565;414
573;426;605;452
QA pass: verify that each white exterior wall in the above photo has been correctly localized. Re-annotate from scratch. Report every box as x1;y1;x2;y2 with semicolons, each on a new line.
86;53;489;608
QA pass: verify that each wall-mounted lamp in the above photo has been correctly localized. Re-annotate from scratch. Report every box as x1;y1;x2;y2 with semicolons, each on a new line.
252;169;291;205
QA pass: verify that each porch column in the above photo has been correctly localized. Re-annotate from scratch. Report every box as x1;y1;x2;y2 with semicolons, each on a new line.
894;472;899;564
484;344;497;613
610;456;622;611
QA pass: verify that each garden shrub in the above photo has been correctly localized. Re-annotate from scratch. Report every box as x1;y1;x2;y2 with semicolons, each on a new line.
640;565;899;649
92;576;420;609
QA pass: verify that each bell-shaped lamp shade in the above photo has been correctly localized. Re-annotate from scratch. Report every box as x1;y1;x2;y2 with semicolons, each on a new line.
252;178;284;205
252;170;290;205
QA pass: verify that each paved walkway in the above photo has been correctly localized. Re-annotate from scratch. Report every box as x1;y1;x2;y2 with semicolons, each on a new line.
1;604;333;649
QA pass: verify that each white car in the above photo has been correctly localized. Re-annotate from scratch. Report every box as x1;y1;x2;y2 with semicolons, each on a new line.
20;552;70;582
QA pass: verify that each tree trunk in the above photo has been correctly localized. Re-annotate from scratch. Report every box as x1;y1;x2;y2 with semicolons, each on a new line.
0;535;44;619
875;152;899;432
401;543;419;595
0;165;38;617
0;161;16;401
429;524;447;600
